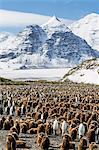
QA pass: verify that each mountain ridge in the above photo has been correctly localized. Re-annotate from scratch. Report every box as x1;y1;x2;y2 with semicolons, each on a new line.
0;15;99;69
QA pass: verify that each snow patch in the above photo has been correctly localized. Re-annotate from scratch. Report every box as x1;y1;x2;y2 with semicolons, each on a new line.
67;69;99;85
0;64;70;81
62;58;99;85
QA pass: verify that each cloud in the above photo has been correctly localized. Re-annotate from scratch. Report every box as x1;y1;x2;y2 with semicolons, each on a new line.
0;9;73;27
0;9;51;27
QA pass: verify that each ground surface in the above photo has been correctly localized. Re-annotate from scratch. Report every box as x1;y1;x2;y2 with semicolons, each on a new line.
0;68;70;81
0;81;99;150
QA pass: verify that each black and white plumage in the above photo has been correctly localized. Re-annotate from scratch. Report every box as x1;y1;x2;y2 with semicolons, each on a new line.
53;118;59;135
78;123;85;139
61;120;68;135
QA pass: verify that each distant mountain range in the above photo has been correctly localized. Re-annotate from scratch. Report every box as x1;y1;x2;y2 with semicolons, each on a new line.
0;13;99;69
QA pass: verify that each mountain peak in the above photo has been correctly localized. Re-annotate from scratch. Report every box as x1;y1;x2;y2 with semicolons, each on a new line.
42;15;61;27
69;13;99;51
81;13;99;22
50;15;61;22
42;15;70;38
85;13;99;18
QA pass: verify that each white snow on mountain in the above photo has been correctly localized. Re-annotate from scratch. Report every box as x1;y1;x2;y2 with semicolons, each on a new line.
41;17;99;67
0;25;47;59
0;32;15;54
69;13;99;51
62;58;99;85
0;32;12;42
0;15;99;69
0;11;99;84
42;15;70;38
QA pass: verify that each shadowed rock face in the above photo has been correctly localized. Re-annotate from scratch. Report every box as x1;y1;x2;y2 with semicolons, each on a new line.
41;31;98;63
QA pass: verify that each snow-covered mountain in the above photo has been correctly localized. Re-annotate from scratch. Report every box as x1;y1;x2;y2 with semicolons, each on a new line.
0;16;99;69
62;58;99;85
69;13;99;51
0;32;15;54
41;30;99;67
42;15;70;38
0;32;11;42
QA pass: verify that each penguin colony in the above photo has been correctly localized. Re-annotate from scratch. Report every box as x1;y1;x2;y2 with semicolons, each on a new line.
0;81;99;150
